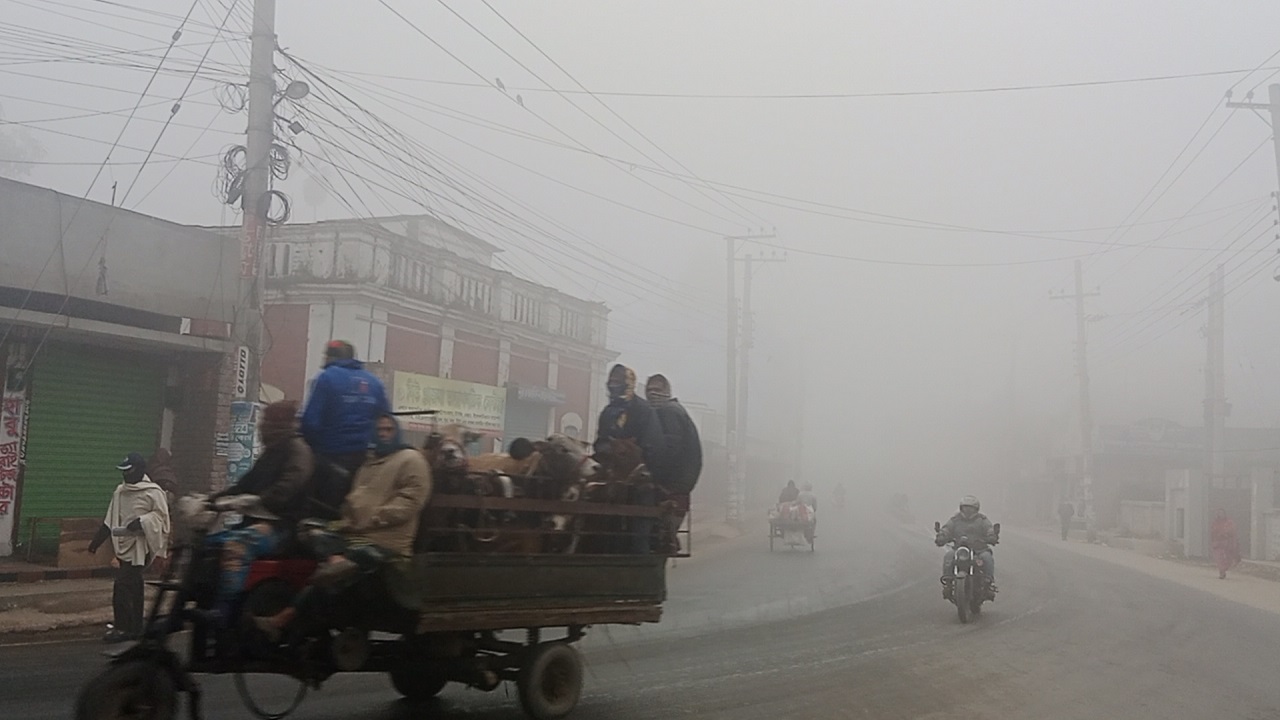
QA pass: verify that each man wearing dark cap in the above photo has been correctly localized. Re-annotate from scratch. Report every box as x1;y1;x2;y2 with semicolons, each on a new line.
300;340;390;514
88;452;171;643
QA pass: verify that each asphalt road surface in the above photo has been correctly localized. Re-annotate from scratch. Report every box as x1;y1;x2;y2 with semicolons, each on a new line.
5;508;1280;720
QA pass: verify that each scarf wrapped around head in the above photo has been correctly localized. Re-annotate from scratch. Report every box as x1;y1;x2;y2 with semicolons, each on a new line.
645;373;672;407
373;414;412;457
607;364;636;402
260;400;299;447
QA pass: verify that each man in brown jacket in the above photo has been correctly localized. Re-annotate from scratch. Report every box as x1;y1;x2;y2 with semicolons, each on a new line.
256;414;430;639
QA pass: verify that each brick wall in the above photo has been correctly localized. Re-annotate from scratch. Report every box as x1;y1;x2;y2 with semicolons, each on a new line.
384;314;441;377
452;330;499;384
508;343;547;386
261;304;310;401
170;351;233;494
557;362;592;436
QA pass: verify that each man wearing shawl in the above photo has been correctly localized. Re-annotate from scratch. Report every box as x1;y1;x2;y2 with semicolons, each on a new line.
88;452;171;643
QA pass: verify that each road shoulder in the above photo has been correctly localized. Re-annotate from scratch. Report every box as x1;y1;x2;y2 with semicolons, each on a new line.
1013;526;1280;616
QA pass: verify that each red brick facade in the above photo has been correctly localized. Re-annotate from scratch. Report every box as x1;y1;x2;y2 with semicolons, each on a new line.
262;304;310;401
384;315;441;377
452;330;500;384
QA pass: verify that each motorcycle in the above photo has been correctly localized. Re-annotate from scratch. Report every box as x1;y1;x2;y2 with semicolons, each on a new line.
934;520;1000;624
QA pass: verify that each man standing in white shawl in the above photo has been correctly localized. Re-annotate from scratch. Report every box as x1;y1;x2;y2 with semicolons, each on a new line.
88;452;171;643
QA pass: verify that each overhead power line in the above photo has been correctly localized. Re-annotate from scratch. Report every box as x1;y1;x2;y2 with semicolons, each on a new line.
331;64;1280;100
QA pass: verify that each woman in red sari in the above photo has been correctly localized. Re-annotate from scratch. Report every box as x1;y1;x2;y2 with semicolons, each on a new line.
1210;509;1241;579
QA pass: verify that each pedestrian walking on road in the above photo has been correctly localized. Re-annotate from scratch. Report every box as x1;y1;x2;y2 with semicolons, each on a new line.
1211;508;1241;580
1058;501;1075;541
87;452;171;643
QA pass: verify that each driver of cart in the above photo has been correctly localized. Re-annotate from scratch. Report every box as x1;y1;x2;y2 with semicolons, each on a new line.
206;400;313;626
778;480;800;504
254;414;431;641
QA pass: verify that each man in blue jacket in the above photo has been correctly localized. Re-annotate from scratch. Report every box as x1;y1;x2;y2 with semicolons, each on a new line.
301;341;390;514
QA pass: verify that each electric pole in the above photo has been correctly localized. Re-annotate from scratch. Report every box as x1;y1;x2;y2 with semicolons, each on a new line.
228;0;276;482
1227;83;1280;192
738;250;785;513
1199;265;1228;557
1051;260;1100;531
724;233;778;524
725;237;739;524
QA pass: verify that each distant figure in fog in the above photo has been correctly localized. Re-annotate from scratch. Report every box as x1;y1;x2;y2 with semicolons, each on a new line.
778;480;799;504
1058;501;1075;541
1210;508;1241;580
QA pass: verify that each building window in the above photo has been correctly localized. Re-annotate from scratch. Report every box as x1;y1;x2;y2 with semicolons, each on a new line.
266;243;292;278
460;275;492;314
513;293;543;327
559;309;585;341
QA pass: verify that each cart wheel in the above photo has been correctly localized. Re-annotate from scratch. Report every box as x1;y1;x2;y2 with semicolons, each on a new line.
234;673;307;720
389;664;448;702
75;660;178;720
518;642;583;720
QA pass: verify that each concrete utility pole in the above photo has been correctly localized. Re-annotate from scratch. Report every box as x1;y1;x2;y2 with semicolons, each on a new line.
738;250;785;512
1227;83;1280;192
724;233;778;524
725;237;739;524
233;1;276;415
1051;260;1100;530
1198;265;1228;557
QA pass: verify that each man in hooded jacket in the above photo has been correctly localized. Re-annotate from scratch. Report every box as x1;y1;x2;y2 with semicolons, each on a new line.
89;453;171;643
595;364;663;552
301;340;391;516
644;374;702;552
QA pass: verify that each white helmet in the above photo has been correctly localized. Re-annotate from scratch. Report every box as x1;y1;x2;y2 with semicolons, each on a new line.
959;495;980;512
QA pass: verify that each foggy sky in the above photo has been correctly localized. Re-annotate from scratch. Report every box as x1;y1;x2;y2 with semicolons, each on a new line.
6;1;1280;498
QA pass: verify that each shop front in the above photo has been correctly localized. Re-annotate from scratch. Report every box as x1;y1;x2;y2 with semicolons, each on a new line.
392;370;506;454
503;383;565;448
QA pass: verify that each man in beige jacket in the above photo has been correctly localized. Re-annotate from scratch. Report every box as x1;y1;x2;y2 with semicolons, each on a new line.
257;414;430;639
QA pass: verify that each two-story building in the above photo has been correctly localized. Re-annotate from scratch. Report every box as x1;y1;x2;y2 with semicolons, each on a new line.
0;178;238;557
242;215;616;451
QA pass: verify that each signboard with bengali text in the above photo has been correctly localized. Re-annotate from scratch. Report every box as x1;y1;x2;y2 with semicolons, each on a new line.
394;371;505;434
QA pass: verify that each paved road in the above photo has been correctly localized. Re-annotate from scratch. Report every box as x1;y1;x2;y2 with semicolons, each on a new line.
5;509;1280;719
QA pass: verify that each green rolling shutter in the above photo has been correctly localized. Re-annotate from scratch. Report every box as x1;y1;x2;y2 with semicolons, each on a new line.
19;345;164;542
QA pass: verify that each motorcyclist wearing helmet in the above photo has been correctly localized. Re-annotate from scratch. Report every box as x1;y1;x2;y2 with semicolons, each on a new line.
935;495;998;599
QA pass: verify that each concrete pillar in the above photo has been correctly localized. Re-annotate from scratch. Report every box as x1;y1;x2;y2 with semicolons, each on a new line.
1252;468;1275;560
588;358;606;438
547;351;559;435
497;338;511;386
439;325;455;379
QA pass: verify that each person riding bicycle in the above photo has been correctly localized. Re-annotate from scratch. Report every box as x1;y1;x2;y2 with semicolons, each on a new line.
935;495;998;600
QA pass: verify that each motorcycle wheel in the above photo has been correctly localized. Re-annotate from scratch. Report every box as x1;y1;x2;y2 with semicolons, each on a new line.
75;660;177;720
955;577;972;624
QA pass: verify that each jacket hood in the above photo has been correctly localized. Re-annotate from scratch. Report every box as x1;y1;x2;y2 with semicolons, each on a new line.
372;415;412;457
328;358;365;370
608;364;636;402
